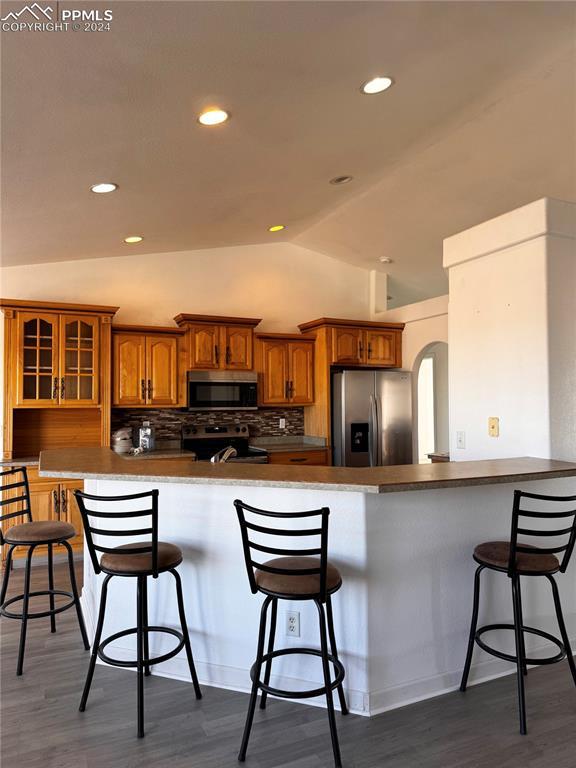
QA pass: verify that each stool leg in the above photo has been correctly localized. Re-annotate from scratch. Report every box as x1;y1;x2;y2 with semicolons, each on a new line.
316;599;342;768
80;574;111;712
239;595;272;762
511;573;527;735
63;540;89;650
259;597;277;710
171;568;202;699
326;594;348;715
516;576;528;676
0;545;15;606
17;545;36;676
142;577;150;676
47;544;56;633
136;576;145;737
460;565;484;692
547;574;576;687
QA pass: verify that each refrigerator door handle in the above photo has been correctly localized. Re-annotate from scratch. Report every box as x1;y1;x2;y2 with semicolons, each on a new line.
369;394;377;467
375;395;382;465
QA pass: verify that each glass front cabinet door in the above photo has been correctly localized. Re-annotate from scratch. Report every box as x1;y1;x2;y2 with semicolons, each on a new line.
59;316;99;405
14;312;100;407
16;313;59;406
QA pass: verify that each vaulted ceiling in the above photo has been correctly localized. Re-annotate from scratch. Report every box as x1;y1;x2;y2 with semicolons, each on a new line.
2;1;575;306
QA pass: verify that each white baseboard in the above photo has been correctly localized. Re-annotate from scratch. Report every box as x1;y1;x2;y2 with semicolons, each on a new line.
80;590;574;718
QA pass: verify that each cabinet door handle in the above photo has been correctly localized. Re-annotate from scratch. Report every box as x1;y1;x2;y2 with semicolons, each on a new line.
285;380;289;399
289;457;307;463
61;490;67;518
52;377;59;399
215;345;220;365
147;380;152;399
289;380;294;399
60;378;65;399
53;489;60;519
141;379;146;400
358;340;363;359
367;343;372;360
226;346;231;365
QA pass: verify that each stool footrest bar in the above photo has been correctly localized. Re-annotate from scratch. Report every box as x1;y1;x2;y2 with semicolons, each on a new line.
0;589;75;620
475;623;566;665
97;626;185;668
249;647;345;700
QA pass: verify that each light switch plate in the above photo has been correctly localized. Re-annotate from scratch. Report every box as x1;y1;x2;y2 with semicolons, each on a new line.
488;417;500;437
456;431;466;449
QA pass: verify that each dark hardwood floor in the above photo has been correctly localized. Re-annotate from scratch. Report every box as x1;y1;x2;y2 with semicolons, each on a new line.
1;562;575;768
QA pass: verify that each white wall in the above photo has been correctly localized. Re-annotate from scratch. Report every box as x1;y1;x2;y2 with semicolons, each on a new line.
444;198;576;462
0;242;371;332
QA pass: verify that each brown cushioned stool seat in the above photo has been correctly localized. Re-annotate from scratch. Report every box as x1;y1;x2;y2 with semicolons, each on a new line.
100;541;183;574
255;556;342;596
474;540;559;574
4;520;75;545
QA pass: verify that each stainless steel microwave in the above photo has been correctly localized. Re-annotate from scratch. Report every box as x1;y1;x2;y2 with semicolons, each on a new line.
187;371;258;410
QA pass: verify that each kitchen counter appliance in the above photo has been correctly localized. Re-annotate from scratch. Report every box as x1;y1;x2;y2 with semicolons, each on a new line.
332;369;412;467
181;423;268;463
187;371;258;411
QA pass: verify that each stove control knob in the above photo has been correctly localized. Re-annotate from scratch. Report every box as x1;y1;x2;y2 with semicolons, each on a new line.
235;426;241;433
241;426;247;432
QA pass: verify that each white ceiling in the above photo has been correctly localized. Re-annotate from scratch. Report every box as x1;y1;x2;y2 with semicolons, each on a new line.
2;1;575;306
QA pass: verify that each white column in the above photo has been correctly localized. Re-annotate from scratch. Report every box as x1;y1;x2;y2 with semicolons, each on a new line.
443;198;576;461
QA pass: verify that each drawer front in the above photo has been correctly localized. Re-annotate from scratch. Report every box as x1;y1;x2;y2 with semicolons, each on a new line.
268;449;328;466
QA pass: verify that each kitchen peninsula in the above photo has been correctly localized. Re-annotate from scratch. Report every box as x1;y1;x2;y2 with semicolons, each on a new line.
40;448;576;715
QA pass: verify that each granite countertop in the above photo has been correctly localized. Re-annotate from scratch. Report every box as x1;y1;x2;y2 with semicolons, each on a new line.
38;447;576;495
0;457;40;467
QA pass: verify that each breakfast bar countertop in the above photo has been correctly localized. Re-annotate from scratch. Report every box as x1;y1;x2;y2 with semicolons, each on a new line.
38;447;576;494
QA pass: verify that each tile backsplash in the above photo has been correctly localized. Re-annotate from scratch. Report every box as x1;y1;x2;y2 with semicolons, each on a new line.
111;408;305;442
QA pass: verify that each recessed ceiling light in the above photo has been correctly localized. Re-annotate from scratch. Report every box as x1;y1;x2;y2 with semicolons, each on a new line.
124;235;143;244
330;175;353;186
379;256;394;264
198;108;230;126
361;76;394;95
268;225;286;233
90;182;118;194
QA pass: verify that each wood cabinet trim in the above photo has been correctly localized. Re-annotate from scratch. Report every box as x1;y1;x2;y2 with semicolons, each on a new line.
112;324;186;335
0;298;118;316
298;317;405;332
174;313;262;328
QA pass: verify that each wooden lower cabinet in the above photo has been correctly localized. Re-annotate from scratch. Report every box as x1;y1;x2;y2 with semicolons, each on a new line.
267;449;329;466
1;468;83;563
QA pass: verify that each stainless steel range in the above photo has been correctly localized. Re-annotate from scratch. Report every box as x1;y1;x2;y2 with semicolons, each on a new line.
181;423;268;464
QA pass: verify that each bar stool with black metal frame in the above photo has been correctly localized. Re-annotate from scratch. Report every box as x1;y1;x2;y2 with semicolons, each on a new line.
74;487;202;738
235;499;348;768
460;489;576;734
0;466;89;675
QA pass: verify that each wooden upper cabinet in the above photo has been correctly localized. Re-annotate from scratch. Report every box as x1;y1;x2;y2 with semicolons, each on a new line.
112;326;182;407
174;314;262;371
146;335;178;406
298;318;404;368
13;311;102;407
223;326;253;370
256;334;314;406
288;341;314;405
332;327;363;365
113;333;146;406
259;339;290;405
59;315;99;406
189;324;220;369
15;312;59;406
365;330;397;366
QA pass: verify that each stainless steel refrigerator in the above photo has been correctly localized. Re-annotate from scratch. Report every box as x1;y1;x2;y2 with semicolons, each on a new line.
332;370;413;466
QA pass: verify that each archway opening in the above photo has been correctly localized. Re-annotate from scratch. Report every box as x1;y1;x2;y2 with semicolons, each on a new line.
415;341;449;463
